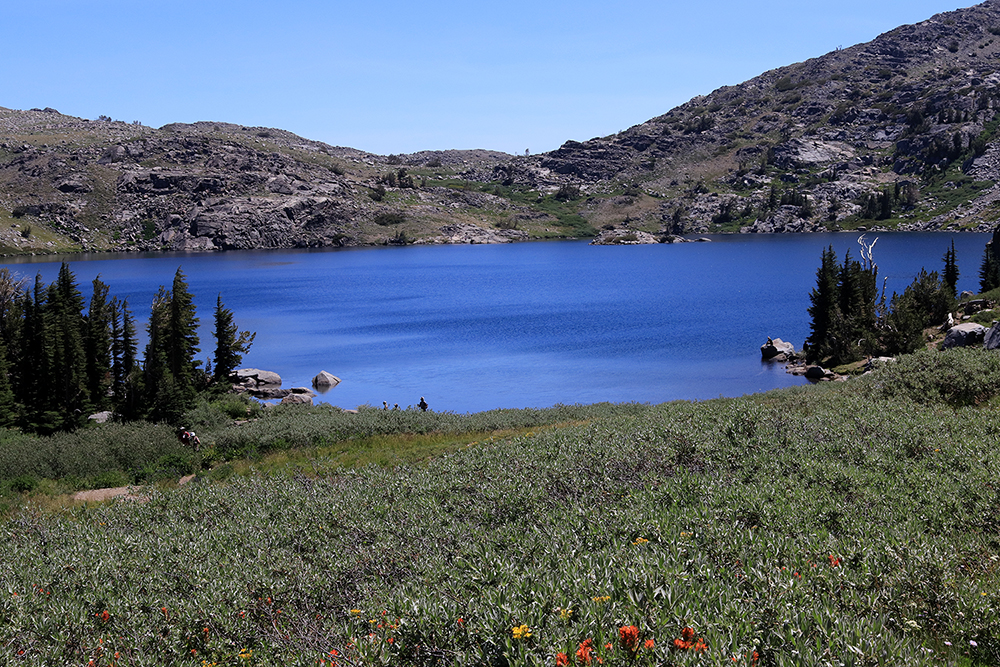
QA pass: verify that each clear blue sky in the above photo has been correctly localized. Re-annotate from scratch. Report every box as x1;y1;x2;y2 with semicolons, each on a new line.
2;0;977;155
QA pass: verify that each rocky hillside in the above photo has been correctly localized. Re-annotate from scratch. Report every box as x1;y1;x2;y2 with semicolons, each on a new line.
531;0;1000;236
4;1;1000;253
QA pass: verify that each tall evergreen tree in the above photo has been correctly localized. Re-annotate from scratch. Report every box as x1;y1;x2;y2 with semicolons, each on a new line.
805;245;841;361
167;268;200;397
110;296;140;417
980;227;1000;292
48;262;89;425
142;271;201;423
42;263;89;429
0;337;17;427
942;238;960;296
85;276;113;411
212;294;255;383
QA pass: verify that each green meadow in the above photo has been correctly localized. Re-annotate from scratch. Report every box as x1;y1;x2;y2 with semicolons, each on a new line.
2;348;1000;666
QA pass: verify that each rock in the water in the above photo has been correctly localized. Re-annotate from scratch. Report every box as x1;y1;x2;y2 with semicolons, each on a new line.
760;337;796;361
234;368;282;385
312;371;341;390
942;322;988;349
984;321;1000;350
290;387;317;396
251;387;291;400
281;393;313;405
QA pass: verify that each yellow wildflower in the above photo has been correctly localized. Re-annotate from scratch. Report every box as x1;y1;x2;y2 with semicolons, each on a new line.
512;624;532;639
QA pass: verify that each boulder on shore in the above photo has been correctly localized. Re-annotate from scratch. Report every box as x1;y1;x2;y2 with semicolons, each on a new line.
281;393;313;406
942;322;987;349
233;368;282;385
984;321;1000;351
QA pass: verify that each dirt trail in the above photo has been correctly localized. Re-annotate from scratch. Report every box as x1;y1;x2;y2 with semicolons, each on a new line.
71;475;196;503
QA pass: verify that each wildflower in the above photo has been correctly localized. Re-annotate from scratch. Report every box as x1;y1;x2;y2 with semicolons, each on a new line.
672;627;706;652
619;625;640;653
350;609;362;616
457;617;464;626
828;554;841;568
97;610;110;623
592;595;610;603
387;637;394;644
632;537;649;545
238;648;252;660
576;638;598;665
558;607;574;620
512;624;532;639
556;652;570;667
644;639;655;650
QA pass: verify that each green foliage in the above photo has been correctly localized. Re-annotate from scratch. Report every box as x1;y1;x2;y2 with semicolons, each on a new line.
942;238;960;296
373;212;405;226
3;360;1000;664
807;242;955;363
0;422;186;485
212;295;255;383
553;184;581;202
860;347;1000;406
980;227;1000;292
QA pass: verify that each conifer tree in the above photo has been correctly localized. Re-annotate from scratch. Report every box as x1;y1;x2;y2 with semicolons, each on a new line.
213;294;255;383
805;245;841;361
47;262;89;426
85;276;113;411
167;268;200;396
0;337;17;427
942;238;960;296
980;227;1000;292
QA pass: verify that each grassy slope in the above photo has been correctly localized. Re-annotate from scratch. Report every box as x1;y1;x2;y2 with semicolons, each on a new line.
2;351;1000;666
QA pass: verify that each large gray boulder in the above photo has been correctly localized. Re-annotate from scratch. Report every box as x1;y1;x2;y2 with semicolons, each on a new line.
280;393;313;405
234;368;282;385
760;337;796;361
312;371;341;390
984;321;1000;351
942;323;988;349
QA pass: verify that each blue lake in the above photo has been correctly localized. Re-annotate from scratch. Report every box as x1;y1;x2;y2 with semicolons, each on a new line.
1;232;991;413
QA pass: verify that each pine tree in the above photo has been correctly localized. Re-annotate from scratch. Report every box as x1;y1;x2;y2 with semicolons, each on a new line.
213;294;255;383
805;245;841;361
142;270;201;423
0;337;17;427
85;276;113;411
50;263;89;423
167;268;200;396
942;238;960;296
110;297;139;416
980;227;1000;292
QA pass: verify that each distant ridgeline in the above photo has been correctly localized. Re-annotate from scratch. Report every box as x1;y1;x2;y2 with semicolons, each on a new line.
805;226;1000;366
0;264;253;433
6;4;1000;252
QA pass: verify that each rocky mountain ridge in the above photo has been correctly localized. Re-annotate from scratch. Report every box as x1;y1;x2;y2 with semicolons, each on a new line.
4;1;1000;253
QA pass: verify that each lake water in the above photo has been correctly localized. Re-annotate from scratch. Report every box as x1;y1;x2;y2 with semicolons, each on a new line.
1;232;991;413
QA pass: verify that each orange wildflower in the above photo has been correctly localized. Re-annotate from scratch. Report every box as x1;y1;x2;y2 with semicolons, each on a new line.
671;627;706;652
576;638;600;665
556;652;569;667
828;554;841;567
644;639;655;650
619;625;640;653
